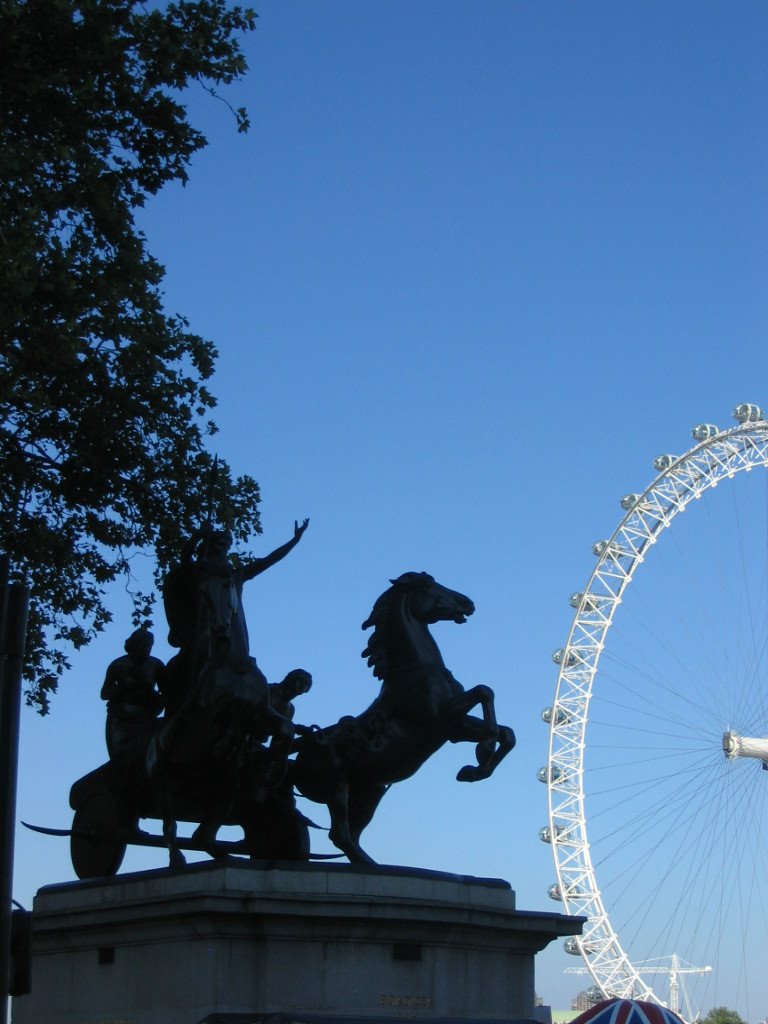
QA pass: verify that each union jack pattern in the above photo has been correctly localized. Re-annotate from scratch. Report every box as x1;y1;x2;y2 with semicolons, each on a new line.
573;1000;685;1024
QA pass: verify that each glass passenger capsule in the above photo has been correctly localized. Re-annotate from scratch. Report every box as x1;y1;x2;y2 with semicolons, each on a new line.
564;937;599;955
620;493;642;510
570;592;601;613
552;647;579;667
537;764;565;784
691;423;718;441
538;824;565;843
654;453;676;471
548;882;581;902
541;706;571;726
733;402;764;423
592;539;627;560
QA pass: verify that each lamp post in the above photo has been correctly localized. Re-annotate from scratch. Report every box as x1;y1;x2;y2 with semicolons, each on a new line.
0;555;30;1024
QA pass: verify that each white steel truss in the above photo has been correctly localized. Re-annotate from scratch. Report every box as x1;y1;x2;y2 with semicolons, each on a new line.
541;406;768;1022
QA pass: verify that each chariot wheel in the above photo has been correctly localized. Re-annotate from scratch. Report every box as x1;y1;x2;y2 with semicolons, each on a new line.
71;789;131;879
541;404;768;1024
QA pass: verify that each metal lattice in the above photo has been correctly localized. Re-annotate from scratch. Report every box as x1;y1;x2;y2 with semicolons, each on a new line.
541;404;768;1020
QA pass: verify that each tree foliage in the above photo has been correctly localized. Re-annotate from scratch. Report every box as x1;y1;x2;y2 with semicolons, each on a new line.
702;1008;747;1024
0;0;260;712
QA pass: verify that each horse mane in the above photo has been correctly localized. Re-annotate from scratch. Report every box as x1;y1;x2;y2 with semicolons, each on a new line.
361;572;434;681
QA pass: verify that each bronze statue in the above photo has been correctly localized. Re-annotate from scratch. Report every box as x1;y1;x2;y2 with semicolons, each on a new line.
62;519;312;877
269;669;313;720
55;553;516;877
100;627;165;767
146;519;310;864
162;519;309;716
290;572;515;863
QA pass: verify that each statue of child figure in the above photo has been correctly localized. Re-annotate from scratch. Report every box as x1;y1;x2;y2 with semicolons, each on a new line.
100;626;165;768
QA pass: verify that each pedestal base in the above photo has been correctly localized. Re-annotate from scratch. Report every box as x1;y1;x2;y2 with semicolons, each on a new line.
12;860;582;1024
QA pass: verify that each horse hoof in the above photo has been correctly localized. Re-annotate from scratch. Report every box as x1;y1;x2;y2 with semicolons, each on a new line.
346;847;377;865
456;765;488;782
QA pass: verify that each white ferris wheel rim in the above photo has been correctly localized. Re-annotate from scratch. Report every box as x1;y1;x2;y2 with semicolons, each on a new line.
544;411;768;1020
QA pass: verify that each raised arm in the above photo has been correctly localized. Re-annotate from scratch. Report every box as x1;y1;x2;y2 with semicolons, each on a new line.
242;519;309;580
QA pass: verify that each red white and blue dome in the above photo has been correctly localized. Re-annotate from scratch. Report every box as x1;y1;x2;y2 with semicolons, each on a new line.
572;1000;686;1024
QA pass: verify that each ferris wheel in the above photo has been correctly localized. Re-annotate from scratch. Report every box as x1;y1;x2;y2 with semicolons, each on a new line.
540;403;768;1024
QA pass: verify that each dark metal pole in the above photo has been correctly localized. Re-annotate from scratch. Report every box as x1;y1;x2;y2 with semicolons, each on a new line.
0;555;30;1024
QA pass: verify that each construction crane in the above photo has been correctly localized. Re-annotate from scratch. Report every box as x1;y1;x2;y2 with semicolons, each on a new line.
565;953;712;1021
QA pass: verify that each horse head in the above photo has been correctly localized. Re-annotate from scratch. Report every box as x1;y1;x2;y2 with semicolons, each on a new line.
394;571;475;626
361;572;475;679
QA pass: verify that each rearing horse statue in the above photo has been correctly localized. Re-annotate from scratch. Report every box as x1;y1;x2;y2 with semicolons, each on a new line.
291;572;515;863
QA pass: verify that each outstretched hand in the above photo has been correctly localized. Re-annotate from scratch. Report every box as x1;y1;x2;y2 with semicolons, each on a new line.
294;518;309;540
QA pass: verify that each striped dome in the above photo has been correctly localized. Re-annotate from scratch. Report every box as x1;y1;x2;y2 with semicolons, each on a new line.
572;1000;686;1024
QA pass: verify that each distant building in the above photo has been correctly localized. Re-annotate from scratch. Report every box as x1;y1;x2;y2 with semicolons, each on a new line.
572;988;602;1011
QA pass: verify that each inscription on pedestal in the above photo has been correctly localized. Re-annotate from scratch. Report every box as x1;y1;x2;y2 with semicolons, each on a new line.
381;994;433;1009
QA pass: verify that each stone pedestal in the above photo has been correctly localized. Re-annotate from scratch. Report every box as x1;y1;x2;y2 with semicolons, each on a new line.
12;860;581;1024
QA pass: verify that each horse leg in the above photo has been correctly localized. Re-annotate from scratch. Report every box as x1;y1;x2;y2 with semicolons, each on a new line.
454;717;515;781
158;792;186;870
347;783;388;860
191;816;221;853
163;817;187;869
458;721;515;781
191;758;238;856
327;778;376;865
448;685;516;782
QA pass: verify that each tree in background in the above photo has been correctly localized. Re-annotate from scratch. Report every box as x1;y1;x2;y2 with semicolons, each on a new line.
701;1008;747;1024
0;0;260;712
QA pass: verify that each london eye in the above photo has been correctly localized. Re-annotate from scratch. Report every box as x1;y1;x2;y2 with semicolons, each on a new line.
541;404;768;1024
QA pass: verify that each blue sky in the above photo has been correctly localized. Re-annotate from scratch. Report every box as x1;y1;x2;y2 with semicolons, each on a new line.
13;1;768;1015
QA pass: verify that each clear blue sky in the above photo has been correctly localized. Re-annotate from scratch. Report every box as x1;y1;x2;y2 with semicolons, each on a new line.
13;1;768;1016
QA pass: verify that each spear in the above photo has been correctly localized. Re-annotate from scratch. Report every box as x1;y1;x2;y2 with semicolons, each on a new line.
205;454;219;532
197;454;219;567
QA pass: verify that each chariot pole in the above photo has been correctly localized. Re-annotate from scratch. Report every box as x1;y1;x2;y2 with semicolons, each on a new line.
0;554;30;1024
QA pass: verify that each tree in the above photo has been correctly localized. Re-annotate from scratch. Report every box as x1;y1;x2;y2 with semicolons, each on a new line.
702;1008;747;1024
0;0;261;712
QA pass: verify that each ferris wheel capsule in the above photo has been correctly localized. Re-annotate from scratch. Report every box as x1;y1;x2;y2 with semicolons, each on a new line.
621;493;643;510
654;454;676;471
564;937;598;956
552;647;579;667
593;539;629;561
732;403;764;423
537;764;565;784
538;824;565;843
692;423;719;441
541;705;571;726
570;592;602;613
549;882;581;901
